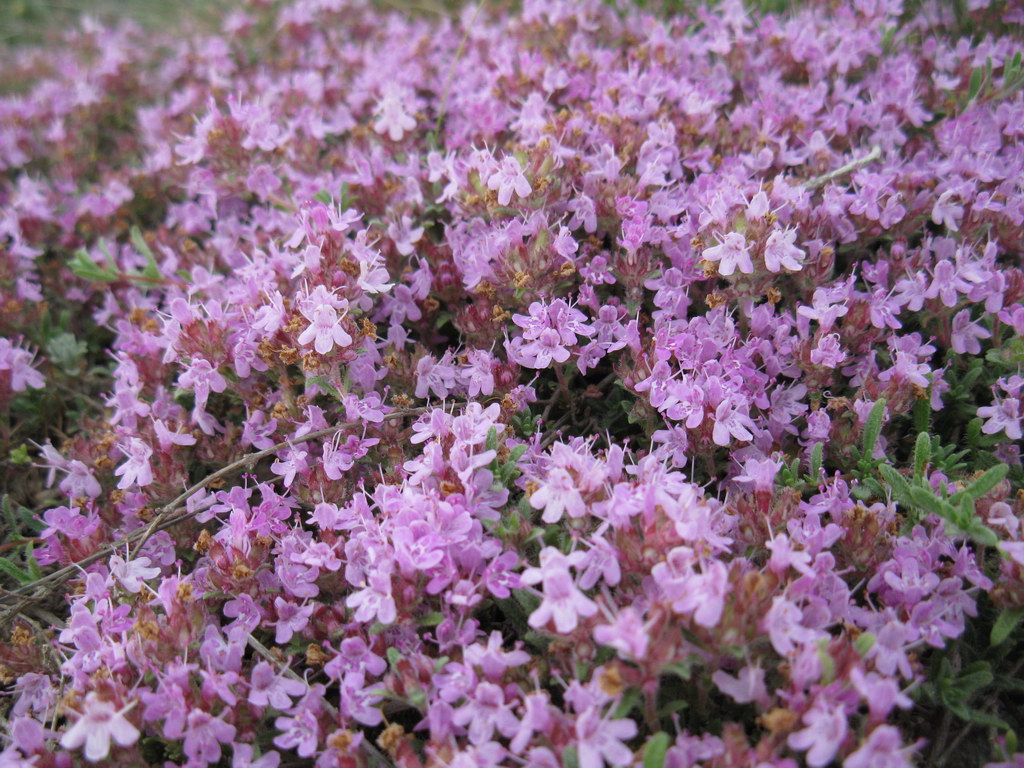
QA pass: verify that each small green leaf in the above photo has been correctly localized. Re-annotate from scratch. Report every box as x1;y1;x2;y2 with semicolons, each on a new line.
308;375;343;402
965;708;1010;729
386;647;402;667
0;557;33;585
956;662;993;694
69;248;118;282
908;485;944;516
509;445;528;462
130;226;161;280
611;687;642;719
991;607;1024;646
486;426;499;452
562;744;579;768
9;444;31;465
643;733;672;768
913;432;931;479
879;464;914;505
956;464;1008;503
419;612;445;627
809;442;823;480
854;632;876;656
861;398;887;460
314;189;332;204
964;520;999;548
967;66;984;102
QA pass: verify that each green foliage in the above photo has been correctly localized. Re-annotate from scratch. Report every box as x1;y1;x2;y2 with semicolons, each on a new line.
876;452;1005;546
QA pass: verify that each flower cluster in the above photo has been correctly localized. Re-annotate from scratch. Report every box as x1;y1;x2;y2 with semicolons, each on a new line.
0;1;1023;767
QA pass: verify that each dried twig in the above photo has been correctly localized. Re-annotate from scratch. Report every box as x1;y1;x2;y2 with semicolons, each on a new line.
0;406;429;626
803;145;882;191
245;634;395;768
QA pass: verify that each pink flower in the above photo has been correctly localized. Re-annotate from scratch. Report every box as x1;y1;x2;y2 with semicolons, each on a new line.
950;309;990;355
810;332;846;368
844;726;917;768
297;291;352;355
530;468;586;523
787;698;848;768
574;705;637;768
487;156;532;206
114;438;154;489
272;597;314;644
346;570;397;625
373;84;416;141
931;190;963;232
703;232;753;276
977;396;1022;440
522;548;597;634
183;710;236;764
59;693;139;762
108;554;160;593
763;227;804;272
0;338;45;392
711;665;769;706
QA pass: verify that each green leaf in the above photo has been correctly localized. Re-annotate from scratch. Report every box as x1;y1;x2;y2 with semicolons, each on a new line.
562;744;579;768
509;445;528;463
69;248;118;282
908;485;945;517
46;332;88;375
0;557;33;585
955;464;1008;503
967;66;983;102
314;189;332;204
130;226;161;280
965;708;1009;729
486;426;499;452
879;464;914;506
991;607;1024;646
809;442;823;480
913;397;930;434
861;398;886;461
611;687;642;719
964;520;999;548
643;733;672;768
956;661;994;694
854;632;876;657
307;375;343;402
913;432;931;479
386;647;402;668
9;444;31;465
419;612;445;627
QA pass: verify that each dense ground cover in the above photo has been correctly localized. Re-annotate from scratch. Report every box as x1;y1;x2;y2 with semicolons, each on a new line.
0;0;1023;766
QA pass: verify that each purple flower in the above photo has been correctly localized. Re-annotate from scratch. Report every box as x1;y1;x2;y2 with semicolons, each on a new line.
763;227;804;272
573;705;637;768
787;697;848;768
951;309;990;354
453;682;520;744
711;665;769;706
487;156;532;206
114;438;154;489
107;553;160;593
373;83;416;141
273;707;320;758
0;338;45;392
521;547;597;634
843;725;917;768
182;709;236;765
59;694;140;762
297;287;352;355
703;232;753;276
273;597;314;643
248;661;306;709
